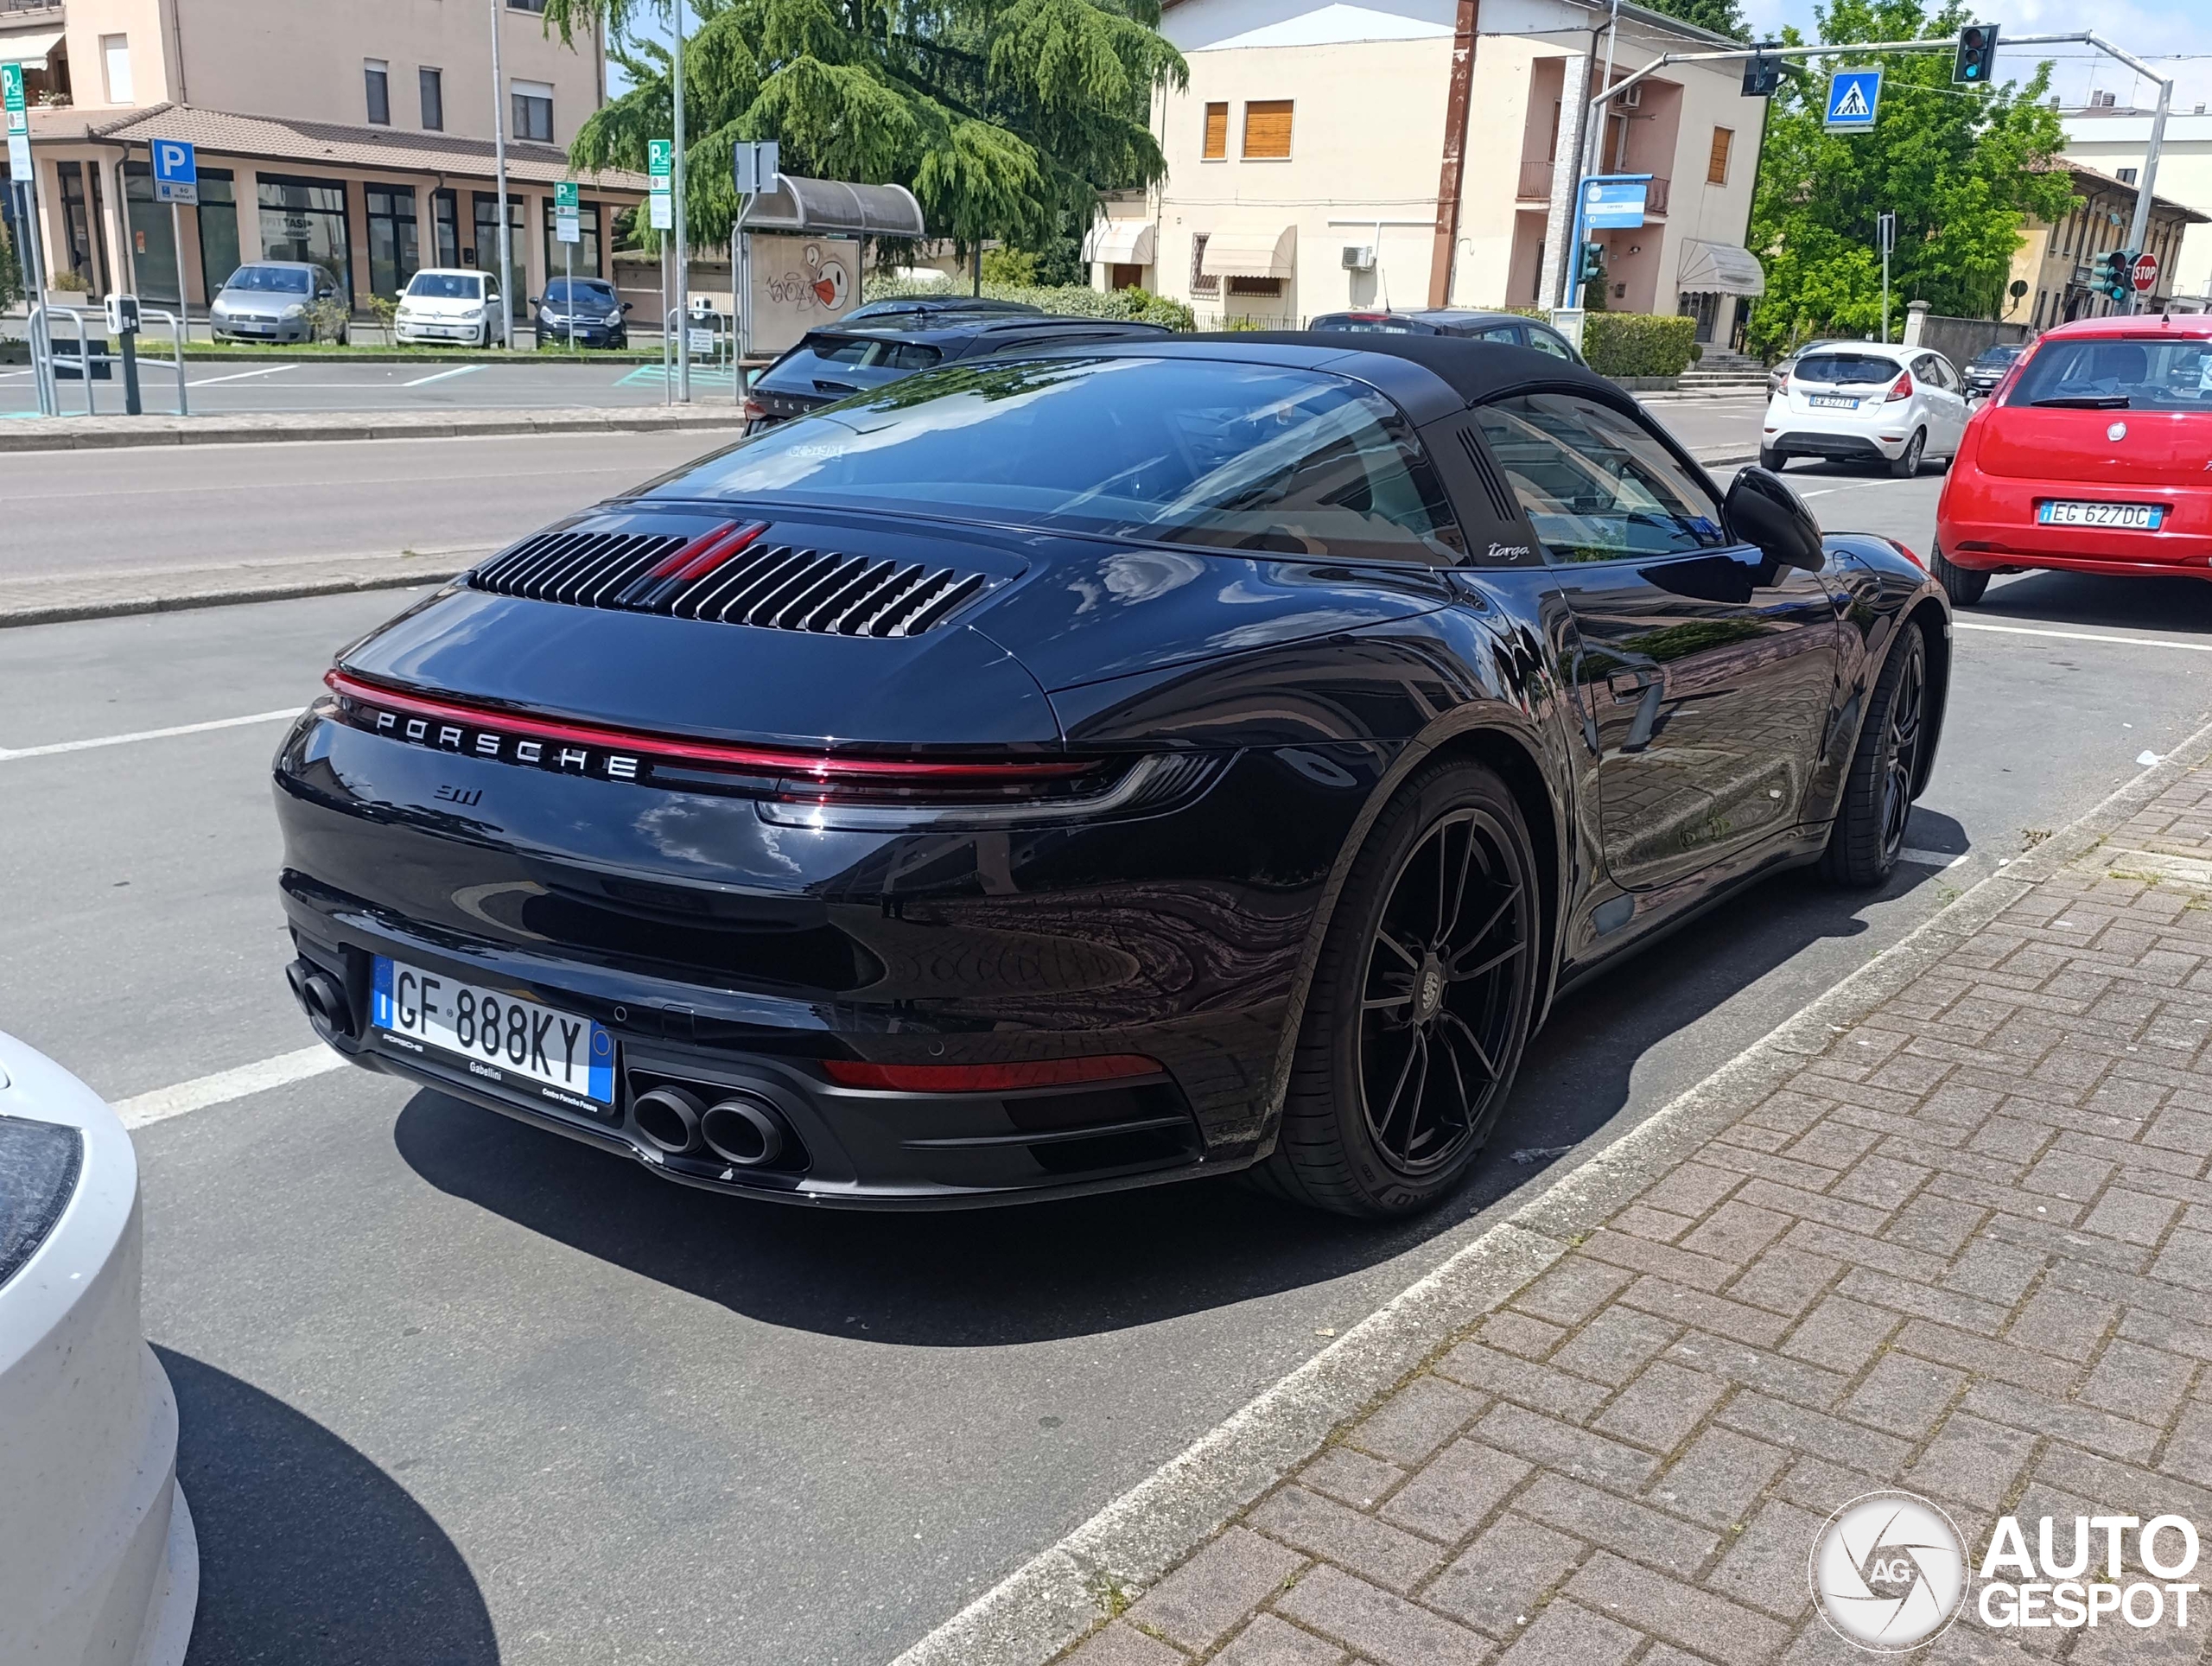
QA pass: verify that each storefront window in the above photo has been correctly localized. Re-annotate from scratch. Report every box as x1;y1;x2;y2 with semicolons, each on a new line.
543;198;601;281
257;175;352;302
122;161;181;306
57;160;109;293
472;192;527;318
365;184;420;300
195;170;240;299
432;188;460;269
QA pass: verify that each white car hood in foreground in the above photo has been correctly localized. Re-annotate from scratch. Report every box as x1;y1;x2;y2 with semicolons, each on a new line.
0;1034;197;1666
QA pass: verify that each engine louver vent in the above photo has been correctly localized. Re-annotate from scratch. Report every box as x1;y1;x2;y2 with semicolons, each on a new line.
470;522;996;638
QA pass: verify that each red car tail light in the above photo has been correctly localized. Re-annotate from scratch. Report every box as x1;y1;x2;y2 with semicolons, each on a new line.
741;397;767;422
1885;370;1915;403
820;1056;1166;1092
1884;538;1924;569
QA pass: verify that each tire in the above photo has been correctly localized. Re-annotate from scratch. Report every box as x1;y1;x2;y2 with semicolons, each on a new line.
1929;543;1988;606
1891;428;1926;480
1758;446;1786;472
1821;622;1929;888
1260;760;1541;1218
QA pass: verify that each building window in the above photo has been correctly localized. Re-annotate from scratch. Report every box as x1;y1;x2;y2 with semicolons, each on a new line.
195;169;240;298
2119;167;2138;185
1707;127;1732;185
57;160;109;291
473;192;527;316
1191;232;1217;296
101;34;132;105
1201;102;1228;161
257;175;353;302
365;185;420;299
420;67;444;130
512;79;554;143
1243;99;1293;161
543;197;603;280
507;0;547;10
432;188;460;267
365;60;391;125
1228;276;1283;297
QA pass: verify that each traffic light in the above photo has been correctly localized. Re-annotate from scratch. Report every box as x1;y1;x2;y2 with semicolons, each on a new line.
1742;48;1783;97
1580;241;1609;308
1955;22;1999;85
2094;250;2133;303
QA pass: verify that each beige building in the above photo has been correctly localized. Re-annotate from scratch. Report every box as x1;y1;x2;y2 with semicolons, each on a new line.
1088;0;1768;344
2;0;645;318
2060;106;2212;309
2004;160;2208;330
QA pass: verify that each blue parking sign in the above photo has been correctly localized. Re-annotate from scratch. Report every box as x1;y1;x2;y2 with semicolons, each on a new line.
1824;68;1883;131
152;138;198;204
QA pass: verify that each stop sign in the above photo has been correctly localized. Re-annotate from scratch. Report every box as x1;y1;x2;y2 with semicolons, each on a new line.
2133;251;2159;293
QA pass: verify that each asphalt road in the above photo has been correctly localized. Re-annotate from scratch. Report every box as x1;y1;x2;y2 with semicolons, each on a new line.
10;451;2212;1664
0;356;731;417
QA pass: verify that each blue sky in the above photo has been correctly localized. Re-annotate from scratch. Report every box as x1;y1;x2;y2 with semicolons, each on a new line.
612;0;2212;111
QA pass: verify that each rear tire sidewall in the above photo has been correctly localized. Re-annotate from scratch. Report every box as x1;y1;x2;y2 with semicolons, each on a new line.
1759;446;1786;472
1288;762;1541;1216
1931;543;1988;606
1891;429;1925;479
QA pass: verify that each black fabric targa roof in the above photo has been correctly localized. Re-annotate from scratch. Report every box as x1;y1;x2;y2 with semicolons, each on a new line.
1185;331;1624;410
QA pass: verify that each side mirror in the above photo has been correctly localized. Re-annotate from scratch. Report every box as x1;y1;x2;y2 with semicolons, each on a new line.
1725;466;1823;571
527;296;539;308
621;302;633;313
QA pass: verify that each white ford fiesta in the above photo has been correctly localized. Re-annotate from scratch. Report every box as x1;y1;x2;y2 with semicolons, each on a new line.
1760;342;1972;478
0;1033;198;1665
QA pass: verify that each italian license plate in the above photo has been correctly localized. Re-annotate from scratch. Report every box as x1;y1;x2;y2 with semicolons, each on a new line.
372;956;614;1108
1809;394;1859;410
2038;500;2164;530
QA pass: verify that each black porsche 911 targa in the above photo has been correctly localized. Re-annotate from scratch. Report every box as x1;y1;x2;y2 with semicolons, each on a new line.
274;335;1948;1218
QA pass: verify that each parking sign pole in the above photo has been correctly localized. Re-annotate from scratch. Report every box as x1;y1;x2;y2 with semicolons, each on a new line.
671;0;690;404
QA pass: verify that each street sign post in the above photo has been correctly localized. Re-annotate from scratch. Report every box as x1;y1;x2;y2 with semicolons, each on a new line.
153;139;197;350
555;181;579;352
1824;67;1884;130
1564;175;1652;308
1878;211;1897;342
2133;251;2159;295
4;61;27;178
728;141;781;401
649;141;673;400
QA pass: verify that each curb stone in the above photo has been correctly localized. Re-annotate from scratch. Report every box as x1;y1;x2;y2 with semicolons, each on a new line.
0;406;748;454
890;708;2212;1666
0;561;479;629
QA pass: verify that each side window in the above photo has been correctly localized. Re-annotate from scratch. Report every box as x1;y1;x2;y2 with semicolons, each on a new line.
1474;325;1520;344
1472;392;1729;563
1526;329;1574;361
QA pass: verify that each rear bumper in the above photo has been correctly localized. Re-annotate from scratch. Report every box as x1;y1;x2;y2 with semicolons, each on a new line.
1938;478;2212;575
1765;428;1904;462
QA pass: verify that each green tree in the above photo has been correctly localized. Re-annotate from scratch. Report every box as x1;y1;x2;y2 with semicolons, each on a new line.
537;0;1185;263
1638;0;1748;42
1745;0;2075;355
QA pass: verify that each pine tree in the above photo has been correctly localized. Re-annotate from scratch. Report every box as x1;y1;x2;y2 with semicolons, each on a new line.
537;0;1186;260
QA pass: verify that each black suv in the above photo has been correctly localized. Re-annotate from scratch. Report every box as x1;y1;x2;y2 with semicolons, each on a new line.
1308;308;1583;363
532;277;632;350
744;312;1172;430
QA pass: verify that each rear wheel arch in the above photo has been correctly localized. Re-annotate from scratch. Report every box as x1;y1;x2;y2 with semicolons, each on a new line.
1903;598;1949;797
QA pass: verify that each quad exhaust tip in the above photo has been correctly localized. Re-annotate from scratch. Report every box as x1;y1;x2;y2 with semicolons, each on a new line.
631;1084;788;1167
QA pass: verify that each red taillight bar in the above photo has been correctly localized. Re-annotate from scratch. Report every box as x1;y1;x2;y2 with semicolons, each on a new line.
819;1055;1167;1092
323;670;1093;781
647;519;768;584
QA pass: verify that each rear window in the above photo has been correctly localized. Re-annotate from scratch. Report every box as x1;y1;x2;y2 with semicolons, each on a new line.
1313;315;1418;334
1794;353;1904;385
655;356;1464;563
756;335;944;397
407;272;482;300
2004;336;2212;412
1971;345;2023;367
225;265;312;295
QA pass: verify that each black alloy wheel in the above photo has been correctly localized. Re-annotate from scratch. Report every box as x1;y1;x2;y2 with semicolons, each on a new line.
1260;760;1540;1218
1821;624;1929;887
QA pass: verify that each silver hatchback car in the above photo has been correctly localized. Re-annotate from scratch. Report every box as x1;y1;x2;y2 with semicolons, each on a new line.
208;261;342;345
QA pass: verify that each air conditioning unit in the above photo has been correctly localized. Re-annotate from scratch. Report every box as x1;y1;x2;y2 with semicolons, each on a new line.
1617;82;1643;108
1341;244;1376;271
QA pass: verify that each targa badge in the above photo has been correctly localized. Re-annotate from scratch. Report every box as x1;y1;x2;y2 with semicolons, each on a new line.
1810;1491;1969;1651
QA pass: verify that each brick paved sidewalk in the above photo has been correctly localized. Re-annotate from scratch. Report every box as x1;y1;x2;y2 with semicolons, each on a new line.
1058;760;2212;1666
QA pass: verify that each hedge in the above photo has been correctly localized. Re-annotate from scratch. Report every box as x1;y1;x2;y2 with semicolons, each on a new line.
1579;312;1698;378
861;274;1195;331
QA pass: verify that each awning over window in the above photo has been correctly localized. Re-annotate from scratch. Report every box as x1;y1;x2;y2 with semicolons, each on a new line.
742;175;926;238
1676;238;1765;297
1200;222;1296;279
1083;218;1156;266
0;28;64;64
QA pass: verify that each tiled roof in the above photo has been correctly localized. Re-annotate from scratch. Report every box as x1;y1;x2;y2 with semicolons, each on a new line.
67;102;648;192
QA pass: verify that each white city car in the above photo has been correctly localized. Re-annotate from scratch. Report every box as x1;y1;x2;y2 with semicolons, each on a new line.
1761;343;1970;478
393;267;504;347
0;1033;197;1666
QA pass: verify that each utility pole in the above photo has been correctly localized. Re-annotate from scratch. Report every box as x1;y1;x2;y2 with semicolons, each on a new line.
672;0;690;403
489;0;513;349
2121;71;2171;314
1878;211;1895;342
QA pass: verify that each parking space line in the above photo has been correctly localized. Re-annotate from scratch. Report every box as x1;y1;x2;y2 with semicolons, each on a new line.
188;365;301;388
1955;620;2212;653
1896;847;1967;869
403;365;484;387
113;1045;346;1129
0;708;299;763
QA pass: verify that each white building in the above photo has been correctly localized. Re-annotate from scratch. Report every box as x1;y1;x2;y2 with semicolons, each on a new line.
1089;0;1768;344
2063;105;2212;307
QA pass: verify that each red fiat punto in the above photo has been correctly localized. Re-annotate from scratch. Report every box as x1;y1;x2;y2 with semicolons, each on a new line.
1934;313;2212;603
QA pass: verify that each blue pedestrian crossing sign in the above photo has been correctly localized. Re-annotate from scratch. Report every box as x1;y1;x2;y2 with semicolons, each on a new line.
152;138;198;204
1824;67;1883;131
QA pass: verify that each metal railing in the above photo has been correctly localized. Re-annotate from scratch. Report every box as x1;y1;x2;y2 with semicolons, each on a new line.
1518;160;1556;201
1644;176;1671;217
26;305;190;416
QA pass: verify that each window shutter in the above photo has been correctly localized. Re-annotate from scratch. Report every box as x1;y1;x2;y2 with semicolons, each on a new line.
1707;127;1732;185
1243;100;1294;160
1202;103;1229;161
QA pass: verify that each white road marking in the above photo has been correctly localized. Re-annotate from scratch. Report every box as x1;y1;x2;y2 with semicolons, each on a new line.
1954;620;2212;653
188;365;301;388
0;708;299;762
114;1046;347;1129
402;365;484;387
1896;847;1967;869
